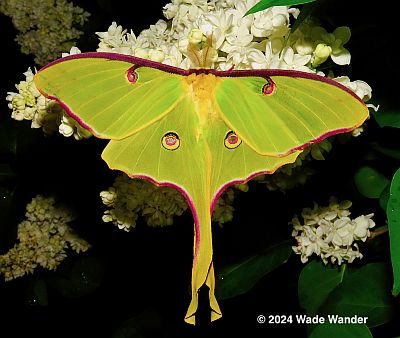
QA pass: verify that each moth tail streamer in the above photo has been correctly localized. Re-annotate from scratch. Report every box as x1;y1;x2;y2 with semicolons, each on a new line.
184;203;222;324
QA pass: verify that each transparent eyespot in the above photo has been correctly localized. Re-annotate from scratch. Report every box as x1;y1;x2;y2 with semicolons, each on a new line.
262;78;275;95
162;132;180;150
224;131;241;149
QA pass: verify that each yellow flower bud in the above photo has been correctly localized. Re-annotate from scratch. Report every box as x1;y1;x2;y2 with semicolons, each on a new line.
188;29;206;45
312;43;332;67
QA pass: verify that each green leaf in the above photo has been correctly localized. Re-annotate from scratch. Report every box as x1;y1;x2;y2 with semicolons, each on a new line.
387;168;400;296
0;164;16;183
112;309;164;338
0;185;17;251
299;262;394;328
289;0;321;33
298;261;345;316
215;240;292;300
373;110;400;128
0;186;14;210
0;125;17;157
354;166;389;198
310;323;372;338
379;183;391;211
245;0;317;16
373;145;400;160
320;263;394;328
280;0;324;53
48;276;73;298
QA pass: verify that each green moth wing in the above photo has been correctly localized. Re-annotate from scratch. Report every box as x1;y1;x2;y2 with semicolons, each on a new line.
34;54;185;139
214;71;368;156
34;52;369;324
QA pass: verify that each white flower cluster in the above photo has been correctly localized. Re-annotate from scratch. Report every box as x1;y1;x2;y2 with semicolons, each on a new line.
100;175;188;231
100;174;244;231
0;0;89;65
6;64;92;140
95;0;365;87
291;197;375;265
334;76;375;137
212;183;248;227
6;68;60;134
0;195;91;281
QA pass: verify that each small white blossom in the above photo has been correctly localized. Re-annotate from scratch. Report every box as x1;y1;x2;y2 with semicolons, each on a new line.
353;214;375;240
200;10;234;49
293;37;315;56
163;1;179;19
334;76;377;134
334;76;372;102
223;23;254;52
97;21;142;55
97;21;126;42
148;49;166;62
251;6;289;38
163;45;187;67
100;188;117;207
59;114;92;140
351;127;364;137
62;46;82;57
59;115;75;137
270;46;312;71
220;23;258;68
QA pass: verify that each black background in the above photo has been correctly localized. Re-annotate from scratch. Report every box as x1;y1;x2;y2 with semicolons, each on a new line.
0;1;399;337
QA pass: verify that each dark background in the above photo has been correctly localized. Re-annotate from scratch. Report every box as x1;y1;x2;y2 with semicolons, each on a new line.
0;1;399;337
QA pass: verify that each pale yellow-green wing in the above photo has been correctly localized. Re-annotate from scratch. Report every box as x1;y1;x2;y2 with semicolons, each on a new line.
214;71;369;156
34;53;185;139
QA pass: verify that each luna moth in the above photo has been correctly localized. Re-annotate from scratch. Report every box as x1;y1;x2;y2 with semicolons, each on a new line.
33;51;369;324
